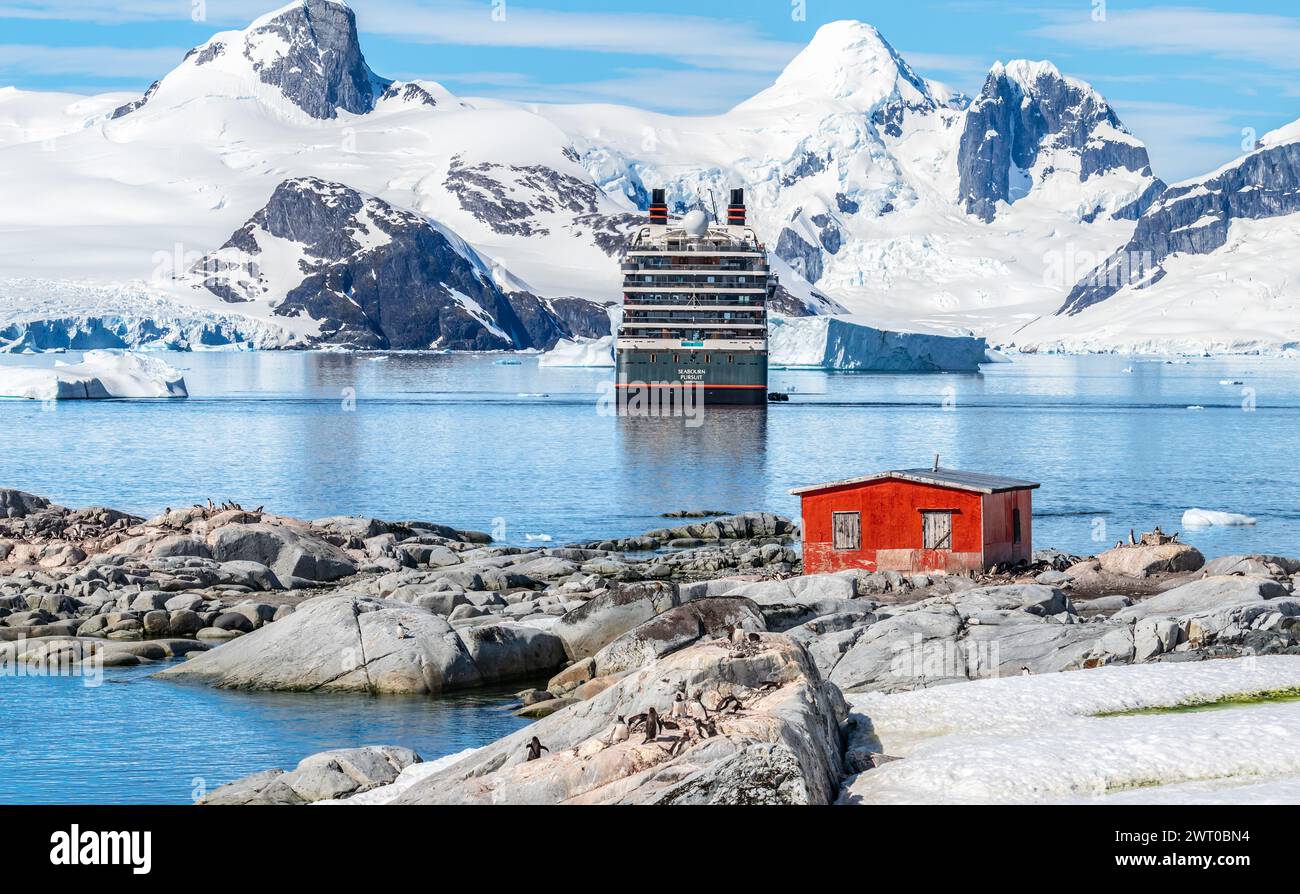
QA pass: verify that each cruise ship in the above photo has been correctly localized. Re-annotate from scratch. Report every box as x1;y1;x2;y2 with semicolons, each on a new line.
616;188;776;406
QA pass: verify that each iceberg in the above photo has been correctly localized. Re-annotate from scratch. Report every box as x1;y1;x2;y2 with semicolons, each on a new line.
538;335;615;368
1182;508;1258;527
0;350;188;399
770;316;988;371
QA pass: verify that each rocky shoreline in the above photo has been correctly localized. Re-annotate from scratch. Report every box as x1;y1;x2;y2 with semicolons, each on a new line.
4;487;1299;804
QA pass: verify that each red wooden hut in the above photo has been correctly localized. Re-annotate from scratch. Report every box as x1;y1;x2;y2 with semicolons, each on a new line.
790;466;1039;575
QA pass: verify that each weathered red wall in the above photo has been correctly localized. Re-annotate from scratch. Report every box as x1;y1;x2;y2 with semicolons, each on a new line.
981;489;1034;566
801;479;986;574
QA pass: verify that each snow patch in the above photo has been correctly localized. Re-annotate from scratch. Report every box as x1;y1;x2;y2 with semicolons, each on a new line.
842;657;1300;804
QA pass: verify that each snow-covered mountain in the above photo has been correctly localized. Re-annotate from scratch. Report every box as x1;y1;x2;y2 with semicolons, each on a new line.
0;0;1294;354
191;176;609;349
1011;121;1300;353
497;21;1166;340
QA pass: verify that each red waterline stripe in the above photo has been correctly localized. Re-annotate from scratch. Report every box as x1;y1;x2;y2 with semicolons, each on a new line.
614;383;767;389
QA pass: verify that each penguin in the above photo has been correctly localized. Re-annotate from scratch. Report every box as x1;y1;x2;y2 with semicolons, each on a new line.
525;736;549;761
671;691;687;718
1020;665;1031;676
627;712;647;733
689;689;709;720
607;715;629;745
643;707;661;743
714;694;742;714
730;627;747;645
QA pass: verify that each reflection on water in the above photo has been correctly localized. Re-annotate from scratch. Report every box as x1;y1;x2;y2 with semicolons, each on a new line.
616;406;769;517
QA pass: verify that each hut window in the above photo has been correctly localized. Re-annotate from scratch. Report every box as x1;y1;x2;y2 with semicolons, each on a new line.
921;511;954;550
832;512;860;551
1013;508;1022;545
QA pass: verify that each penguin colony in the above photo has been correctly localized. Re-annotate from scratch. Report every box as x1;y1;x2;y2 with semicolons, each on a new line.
523;629;781;764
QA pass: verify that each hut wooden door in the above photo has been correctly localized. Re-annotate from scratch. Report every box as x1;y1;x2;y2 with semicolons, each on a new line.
922;511;953;550
832;511;860;550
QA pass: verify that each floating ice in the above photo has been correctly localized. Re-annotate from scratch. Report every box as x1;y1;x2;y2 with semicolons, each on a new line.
770;316;987;371
1182;508;1258;527
538;336;614;368
0;350;188;399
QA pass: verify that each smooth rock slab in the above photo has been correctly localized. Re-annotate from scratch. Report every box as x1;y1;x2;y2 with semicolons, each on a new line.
1097;543;1205;576
157;595;483;694
551;581;682;660
590;596;765;677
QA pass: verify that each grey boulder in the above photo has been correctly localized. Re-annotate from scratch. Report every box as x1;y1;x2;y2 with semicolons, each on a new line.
207;523;356;586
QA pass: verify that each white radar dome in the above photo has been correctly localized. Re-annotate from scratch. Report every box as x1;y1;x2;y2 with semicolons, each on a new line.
681;209;710;236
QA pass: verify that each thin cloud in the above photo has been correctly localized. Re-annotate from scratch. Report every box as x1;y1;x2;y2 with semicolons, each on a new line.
447;67;776;114
900;50;991;86
0;0;805;74
0;43;187;77
1107;98;1250;183
1031;6;1300;71
355;0;800;73
0;0;267;24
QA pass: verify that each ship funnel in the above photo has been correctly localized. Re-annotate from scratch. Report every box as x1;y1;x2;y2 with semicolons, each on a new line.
649;188;668;225
727;188;746;227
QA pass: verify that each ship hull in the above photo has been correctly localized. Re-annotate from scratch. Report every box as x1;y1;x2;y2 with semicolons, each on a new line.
615;349;768;406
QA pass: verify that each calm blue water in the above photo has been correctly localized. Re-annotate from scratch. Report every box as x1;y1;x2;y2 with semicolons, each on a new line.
2;350;1299;803
0;661;535;804
3;351;1298;557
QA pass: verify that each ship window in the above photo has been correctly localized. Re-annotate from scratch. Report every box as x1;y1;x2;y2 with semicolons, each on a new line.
705;354;710;363
673;354;679;363
650;354;656;363
707;276;715;283
728;355;734;364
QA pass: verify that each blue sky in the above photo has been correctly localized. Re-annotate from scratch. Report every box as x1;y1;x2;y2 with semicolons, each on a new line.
2;0;1298;181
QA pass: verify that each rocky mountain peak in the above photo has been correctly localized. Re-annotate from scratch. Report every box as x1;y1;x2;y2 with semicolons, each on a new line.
111;0;386;121
235;0;384;118
192;176;610;351
957;59;1159;222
